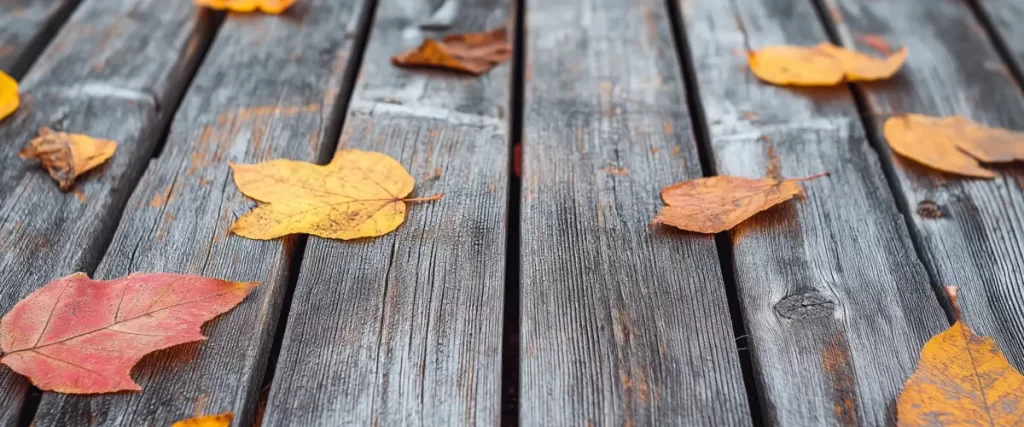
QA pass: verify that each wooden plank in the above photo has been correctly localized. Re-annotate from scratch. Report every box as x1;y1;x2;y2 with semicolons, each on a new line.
27;1;372;426
0;1;217;425
821;0;1024;368
973;0;1024;78
674;0;948;424
261;0;510;425
519;0;751;424
0;0;79;77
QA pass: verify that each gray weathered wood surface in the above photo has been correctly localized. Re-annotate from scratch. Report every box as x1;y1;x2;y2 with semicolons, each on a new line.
518;0;752;424
0;1;217;425
28;1;372;426
974;0;1024;78
823;0;1024;370
675;0;948;424
0;0;78;76
261;0;510;425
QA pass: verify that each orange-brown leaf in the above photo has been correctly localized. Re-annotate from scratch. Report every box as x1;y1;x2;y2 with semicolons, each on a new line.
652;173;827;234
391;27;511;75
898;321;1024;425
0;273;257;394
19;127;117;191
0;70;18;122
192;0;295;13
884;114;1024;178
171;413;233;427
748;43;906;86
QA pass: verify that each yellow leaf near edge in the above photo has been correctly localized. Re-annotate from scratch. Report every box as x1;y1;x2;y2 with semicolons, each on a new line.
884;114;1024;178
19;127;118;192
897;321;1024;426
193;0;295;14
651;173;827;234
230;150;442;240
0;70;18;122
748;43;907;86
171;413;233;427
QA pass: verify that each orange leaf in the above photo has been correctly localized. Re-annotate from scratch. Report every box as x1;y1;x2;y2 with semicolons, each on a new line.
193;0;295;14
19;127;117;191
171;413;233;427
898;287;1024;425
391;27;511;75
884;114;1024;178
0;273;257;394
230;150;442;240
748;43;906;86
652;173;827;234
0;70;17;122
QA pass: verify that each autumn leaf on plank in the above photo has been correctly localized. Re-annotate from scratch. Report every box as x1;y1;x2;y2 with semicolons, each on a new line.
748;43;906;86
897;287;1024;426
193;0;295;13
0;70;17;121
171;413;233;427
885;114;1024;178
0;273;257;394
392;27;512;75
651;173;828;234
230;150;443;240
19;127;117;191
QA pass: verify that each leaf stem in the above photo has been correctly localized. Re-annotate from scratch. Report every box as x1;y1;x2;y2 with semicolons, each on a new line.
794;172;830;182
403;193;444;203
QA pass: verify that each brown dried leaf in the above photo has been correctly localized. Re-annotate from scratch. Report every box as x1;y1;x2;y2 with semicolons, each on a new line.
19;127;117;191
652;173;827;234
884;114;1024;178
391;27;511;75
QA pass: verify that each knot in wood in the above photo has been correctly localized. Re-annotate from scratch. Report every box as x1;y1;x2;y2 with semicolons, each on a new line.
774;292;835;320
916;200;942;219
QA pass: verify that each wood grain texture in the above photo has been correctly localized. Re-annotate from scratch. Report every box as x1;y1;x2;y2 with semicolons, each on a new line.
262;0;510;425
0;0;79;77
26;1;372;426
973;0;1024;78
0;1;217;425
823;0;1024;379
675;0;947;425
519;0;751;424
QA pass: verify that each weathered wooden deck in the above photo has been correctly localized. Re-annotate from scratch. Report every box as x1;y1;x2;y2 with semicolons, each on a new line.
1;0;1023;425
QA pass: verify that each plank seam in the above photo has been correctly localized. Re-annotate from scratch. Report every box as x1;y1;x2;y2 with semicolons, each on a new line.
806;0;957;323
5;0;83;79
965;0;1024;102
664;0;765;423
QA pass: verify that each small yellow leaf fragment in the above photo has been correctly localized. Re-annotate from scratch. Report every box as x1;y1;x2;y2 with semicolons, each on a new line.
0;70;18;122
171;412;233;427
897;321;1024;426
193;0;295;14
884;114;1024;178
19;127;118;191
748;43;906;86
230;150;442;240
651;173;828;234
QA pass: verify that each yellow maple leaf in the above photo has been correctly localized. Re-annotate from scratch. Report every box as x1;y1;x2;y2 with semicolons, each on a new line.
0;70;18;122
19;127;117;191
230;150;442;240
170;413;233;427
748;43;906;86
898;287;1024;425
193;0;295;14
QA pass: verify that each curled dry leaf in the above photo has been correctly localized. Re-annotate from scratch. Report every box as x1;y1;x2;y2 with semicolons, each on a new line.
171;413;234;427
0;273;257;394
19;127;117;191
897;287;1024;425
193;0;295;14
652;173;828;234
0;70;17;121
748;43;906;86
884;114;1024;178
391;27;512;75
230;150;442;240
